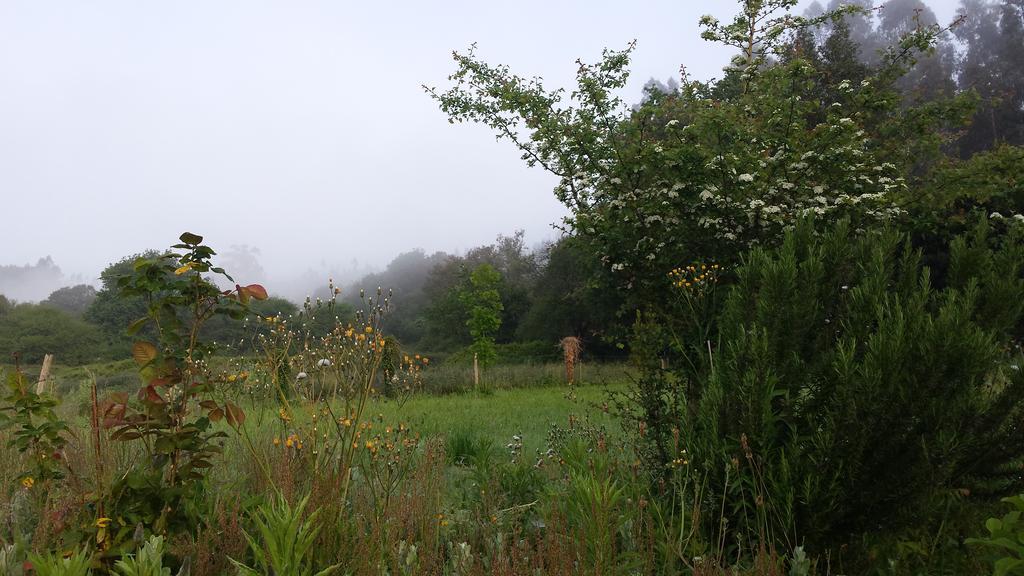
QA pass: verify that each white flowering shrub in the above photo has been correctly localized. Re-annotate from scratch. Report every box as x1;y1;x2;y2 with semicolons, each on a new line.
427;0;956;296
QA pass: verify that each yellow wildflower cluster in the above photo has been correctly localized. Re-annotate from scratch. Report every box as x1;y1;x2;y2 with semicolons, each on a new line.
274;433;302;450
224;370;249;383
669;263;720;291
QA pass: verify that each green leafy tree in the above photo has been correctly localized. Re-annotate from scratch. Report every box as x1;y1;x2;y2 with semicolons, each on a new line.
85;251;161;354
461;264;503;366
517;236;623;350
427;0;965;303
41;284;98;316
420;232;538;350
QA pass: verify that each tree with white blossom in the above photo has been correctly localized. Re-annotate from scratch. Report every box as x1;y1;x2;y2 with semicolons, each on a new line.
426;0;965;297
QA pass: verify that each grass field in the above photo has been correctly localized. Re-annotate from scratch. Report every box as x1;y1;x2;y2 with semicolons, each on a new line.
371;383;623;457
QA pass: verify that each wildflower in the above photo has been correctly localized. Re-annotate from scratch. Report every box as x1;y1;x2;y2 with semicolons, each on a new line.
21;476;34;489
365;326;374;334
273;437;280;446
95;517;112;528
738;173;754;183
296;371;308;380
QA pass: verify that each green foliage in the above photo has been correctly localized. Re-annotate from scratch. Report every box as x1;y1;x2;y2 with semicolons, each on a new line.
231;493;340;576
517;236;623;346
200;295;301;352
680;220;1024;558
0;304;108;365
42;284;98;316
968;495;1024;576
85;251;161;354
0;367;70;484
916;145;1024;234
112;536;171;576
27;547;93;576
420;232;538;350
461;264;504;367
427;0;969;303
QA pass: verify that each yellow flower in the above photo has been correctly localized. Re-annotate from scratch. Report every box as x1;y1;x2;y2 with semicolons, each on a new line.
273;437;281;446
364;326;374;334
174;263;193;275
227;374;237;383
21;476;34;489
95;517;112;528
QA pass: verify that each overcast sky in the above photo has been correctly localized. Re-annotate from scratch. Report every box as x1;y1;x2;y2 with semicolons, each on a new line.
0;0;962;300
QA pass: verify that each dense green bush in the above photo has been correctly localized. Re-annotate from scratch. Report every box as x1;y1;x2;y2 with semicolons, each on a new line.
675;219;1024;559
0;304;110;365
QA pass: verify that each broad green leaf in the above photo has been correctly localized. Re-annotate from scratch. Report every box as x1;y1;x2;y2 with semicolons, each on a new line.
126;316;149;335
179;232;203;245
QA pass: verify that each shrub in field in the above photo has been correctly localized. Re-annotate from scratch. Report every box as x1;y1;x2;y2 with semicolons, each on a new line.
462;264;504;368
230;493;340;576
0;366;70;486
0;305;109;365
680;220;1024;560
112;535;170;576
93;232;268;555
28;546;93;576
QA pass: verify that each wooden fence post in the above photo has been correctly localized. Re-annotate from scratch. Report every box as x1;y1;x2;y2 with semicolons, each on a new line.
35;354;54;394
473;353;480;391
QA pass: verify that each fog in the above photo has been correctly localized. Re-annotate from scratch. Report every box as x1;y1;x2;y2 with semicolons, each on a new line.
0;0;963;302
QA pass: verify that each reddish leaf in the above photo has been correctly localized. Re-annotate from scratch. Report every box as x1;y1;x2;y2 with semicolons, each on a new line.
243;284;269;301
199;400;218;410
224;402;245;429
139;384;165;404
235;284;250;305
209;408;224;422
